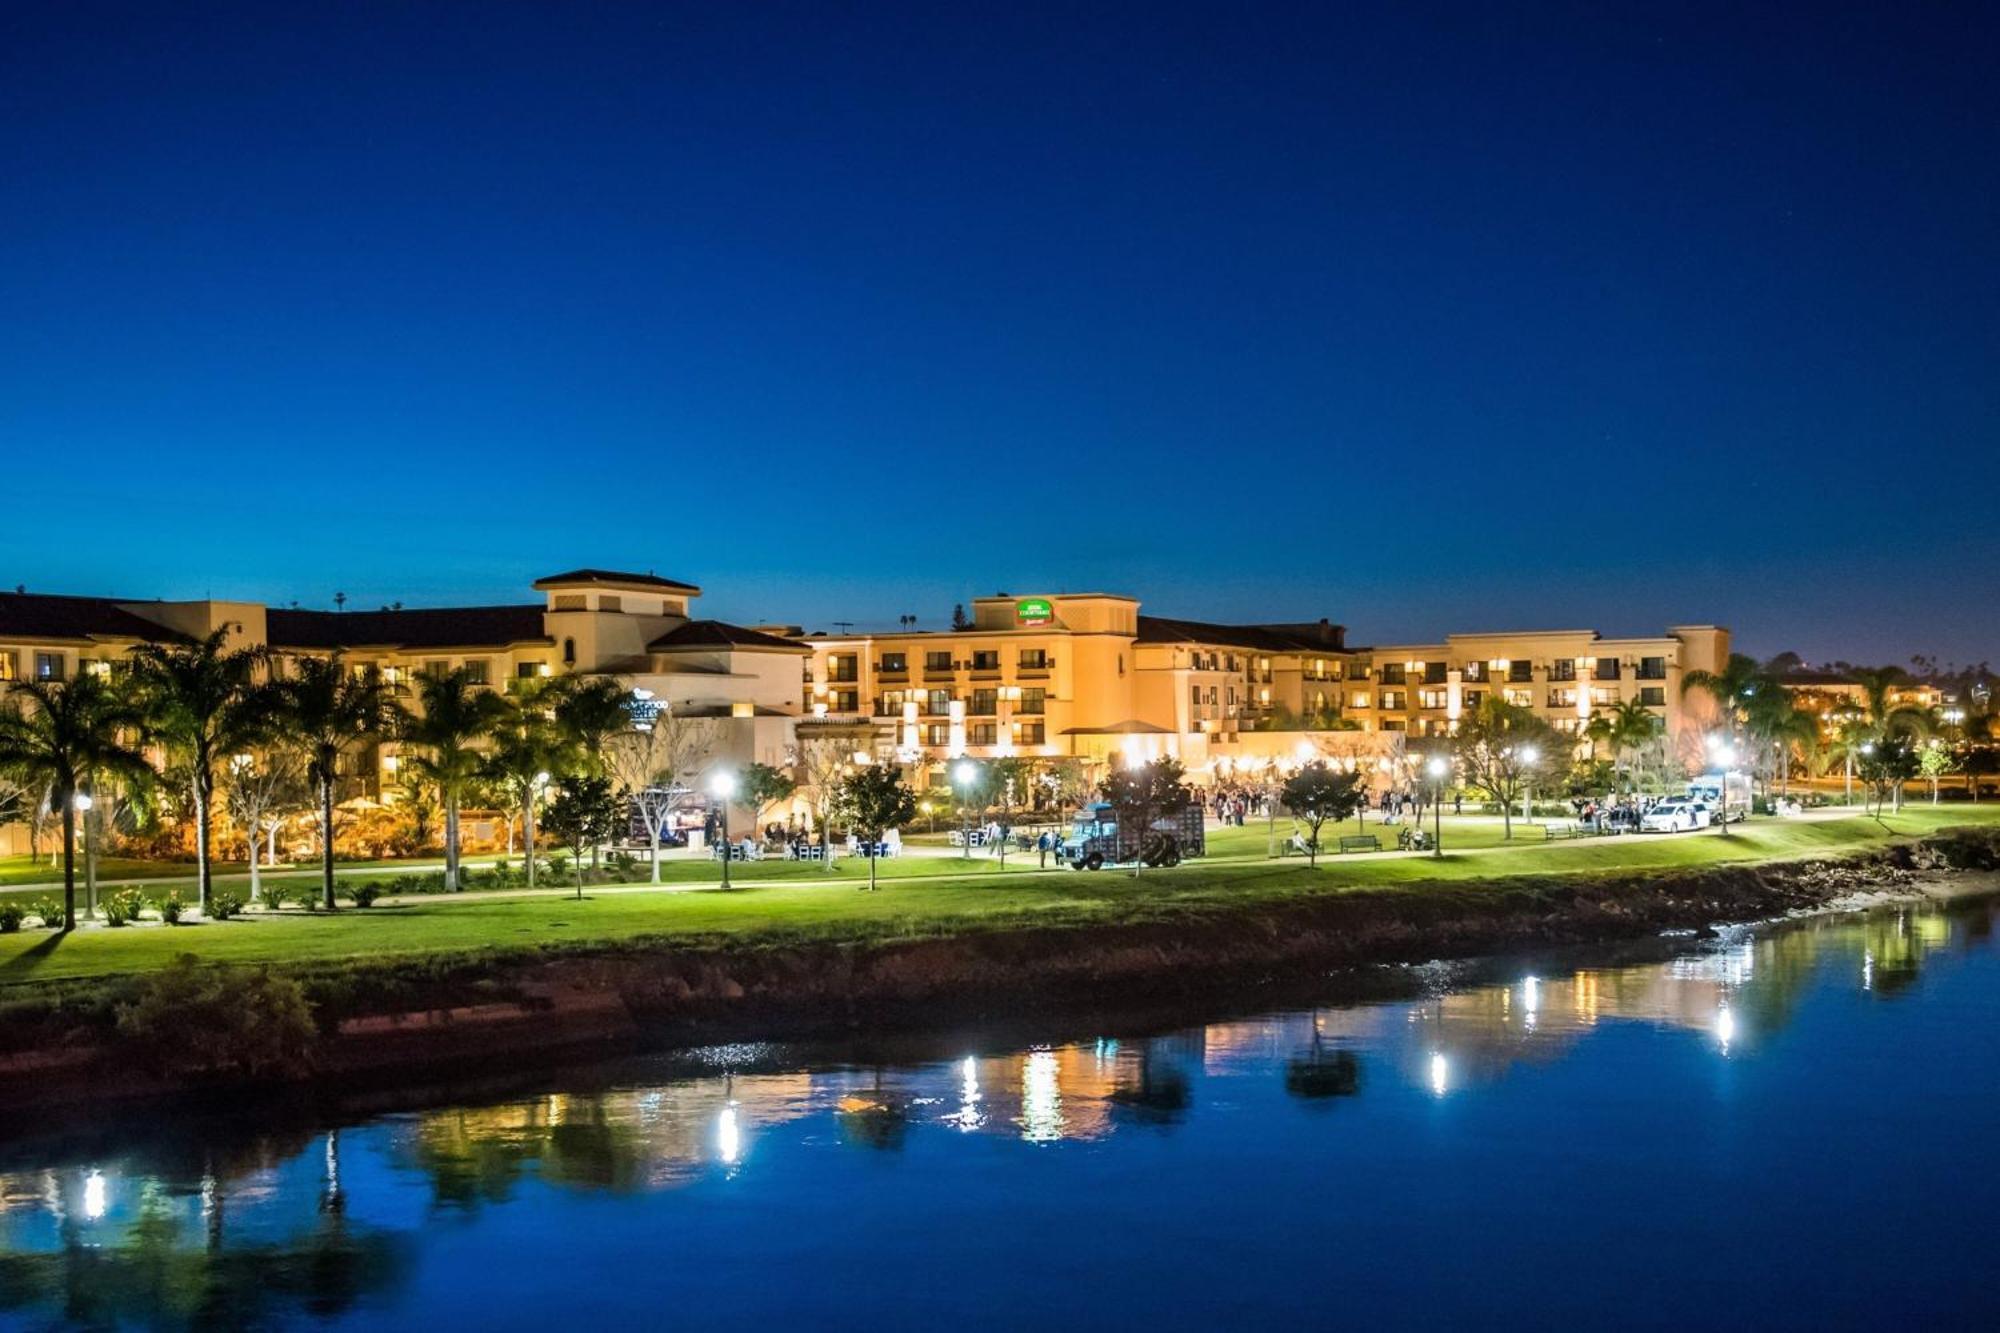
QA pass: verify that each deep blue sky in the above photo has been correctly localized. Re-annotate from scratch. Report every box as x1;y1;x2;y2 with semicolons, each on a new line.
3;2;1995;665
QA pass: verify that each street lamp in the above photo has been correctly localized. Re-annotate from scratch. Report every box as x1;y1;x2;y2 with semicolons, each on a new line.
1425;755;1447;858
1518;745;1540;827
709;769;738;889
953;760;977;859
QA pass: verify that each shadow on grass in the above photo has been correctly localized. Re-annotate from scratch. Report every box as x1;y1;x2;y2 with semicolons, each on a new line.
0;929;68;980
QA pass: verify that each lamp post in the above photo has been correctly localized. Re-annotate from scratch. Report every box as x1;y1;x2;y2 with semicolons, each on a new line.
1707;737;1735;837
953;760;976;860
710;769;738;889
1425;755;1447;858
73;791;96;919
1519;745;1540;827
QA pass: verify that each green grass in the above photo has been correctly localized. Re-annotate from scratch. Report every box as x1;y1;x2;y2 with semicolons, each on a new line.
0;805;1990;989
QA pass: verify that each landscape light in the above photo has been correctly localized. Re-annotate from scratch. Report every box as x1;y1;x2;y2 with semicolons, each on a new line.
709;769;738;799
953;761;976;787
72;793;93;812
1519;746;1539;766
1425;756;1448;778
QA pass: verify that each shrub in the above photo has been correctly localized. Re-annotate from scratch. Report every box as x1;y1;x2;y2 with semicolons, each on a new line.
610;851;638;876
31;898;67;931
104;889;147;928
260;882;290;911
153;892;186;925
208;891;246;921
548;854;569;879
346;883;382;909
115;955;318;1079
0;903;23;933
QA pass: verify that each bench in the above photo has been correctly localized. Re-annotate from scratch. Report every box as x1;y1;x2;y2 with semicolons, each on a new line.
1281;833;1313;858
1338;835;1381;854
1542;823;1583;841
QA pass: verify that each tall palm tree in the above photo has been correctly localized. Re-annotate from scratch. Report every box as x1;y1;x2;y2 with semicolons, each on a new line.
127;628;273;912
0;674;153;929
1847;667;1932;743
1680;653;1770;755
274;654;403;910
554;676;637;775
483;680;575;891
401;666;508;891
1586;698;1663;793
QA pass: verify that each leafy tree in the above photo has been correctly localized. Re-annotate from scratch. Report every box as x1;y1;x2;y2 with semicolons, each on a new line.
606;708;722;882
400;665;509;891
273;653;404;910
554;676;637;775
1585;698;1664;794
542;774;618;898
1453;696;1561;839
127;628;273;911
1097;755;1192;876
950;603;971;631
0;674;152;929
1917;741;1957;804
1279;761;1364;865
739;761;797;832
1857;736;1919;816
830;763;918;891
1681;652;1772;756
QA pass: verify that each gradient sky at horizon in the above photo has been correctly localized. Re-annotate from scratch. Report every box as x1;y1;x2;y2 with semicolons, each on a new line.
3;2;1996;668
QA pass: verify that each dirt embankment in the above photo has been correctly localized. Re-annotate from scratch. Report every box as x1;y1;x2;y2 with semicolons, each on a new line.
5;827;1998;1113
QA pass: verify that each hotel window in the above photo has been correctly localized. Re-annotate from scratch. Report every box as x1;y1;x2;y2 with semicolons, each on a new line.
1637;657;1667;681
1552;659;1575;681
422;658;448;679
1380;689;1406;710
1553;717;1582;734
1508;661;1533;683
925;650;953;672
599;595;622;612
1462;661;1485;682
876;691;907;715
1346;661;1371;680
1419;688;1448;710
1463;689;1483;710
1504;688;1533;707
552;593;586;611
463;659;490;685
1190;683;1202;708
0;650;16;680
1379;663;1406;685
971;650;1000;672
971;688;998;715
969;722;998;746
1590;687;1616;706
924;723;949;746
1347;691;1372;709
1018;648;1048;670
1549;688;1577;708
1595;657;1621;681
831;689;859;712
516;662;542;679
1019;721;1046;745
36;653;66;682
1020;688;1045;714
1381;719;1405;732
925;690;951;715
827;654;858;683
880;652;907;674
1640;687;1666;707
1422;662;1447;685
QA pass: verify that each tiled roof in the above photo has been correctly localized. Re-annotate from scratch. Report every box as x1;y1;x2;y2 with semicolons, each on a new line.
1135;615;1346;654
267;605;550;651
533;568;701;593
647;620;808;653
0;592;187;643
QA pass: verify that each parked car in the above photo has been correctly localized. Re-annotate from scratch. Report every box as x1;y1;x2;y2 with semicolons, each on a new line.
1640;798;1711;833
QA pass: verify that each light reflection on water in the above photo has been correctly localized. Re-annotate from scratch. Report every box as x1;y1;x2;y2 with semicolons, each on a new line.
2;898;1996;1329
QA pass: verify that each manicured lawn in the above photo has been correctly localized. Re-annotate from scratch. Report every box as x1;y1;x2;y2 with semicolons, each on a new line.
0;805;1990;988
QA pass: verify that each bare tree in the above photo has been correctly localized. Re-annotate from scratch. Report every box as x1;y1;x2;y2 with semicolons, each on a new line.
606;709;723;883
792;731;862;872
224;747;308;904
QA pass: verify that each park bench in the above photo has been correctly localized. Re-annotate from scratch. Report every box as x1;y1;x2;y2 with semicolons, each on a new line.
1542;823;1583;841
1281;832;1313;857
1338;834;1382;854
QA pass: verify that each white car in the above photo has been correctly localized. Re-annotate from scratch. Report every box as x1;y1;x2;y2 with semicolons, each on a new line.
1640;798;1711;833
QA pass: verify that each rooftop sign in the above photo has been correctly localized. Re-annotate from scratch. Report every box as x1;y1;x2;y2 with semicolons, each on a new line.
1016;597;1054;626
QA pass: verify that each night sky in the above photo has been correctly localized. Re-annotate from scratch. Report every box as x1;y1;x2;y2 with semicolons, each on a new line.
4;2;1995;665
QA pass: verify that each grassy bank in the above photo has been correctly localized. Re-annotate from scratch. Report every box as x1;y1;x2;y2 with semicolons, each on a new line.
0;806;1991;989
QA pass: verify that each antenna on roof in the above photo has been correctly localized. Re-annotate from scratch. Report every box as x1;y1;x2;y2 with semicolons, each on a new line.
334;592;347;612
833;621;854;635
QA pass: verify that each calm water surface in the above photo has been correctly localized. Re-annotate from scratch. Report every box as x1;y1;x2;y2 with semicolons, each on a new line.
4;897;1999;1330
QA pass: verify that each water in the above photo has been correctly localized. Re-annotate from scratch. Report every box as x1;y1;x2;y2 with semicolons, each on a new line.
3;897;1998;1330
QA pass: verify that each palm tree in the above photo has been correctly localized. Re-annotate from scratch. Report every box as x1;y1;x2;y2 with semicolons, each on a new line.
127;628;272;912
553;677;637;774
401;667;508;891
273;654;403;910
1680;653;1770;754
0;674;153;929
1586;698;1663;793
1847;667;1932;743
483;681;575;890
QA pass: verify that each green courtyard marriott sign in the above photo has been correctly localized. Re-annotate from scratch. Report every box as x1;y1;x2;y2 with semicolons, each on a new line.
1016;597;1054;626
